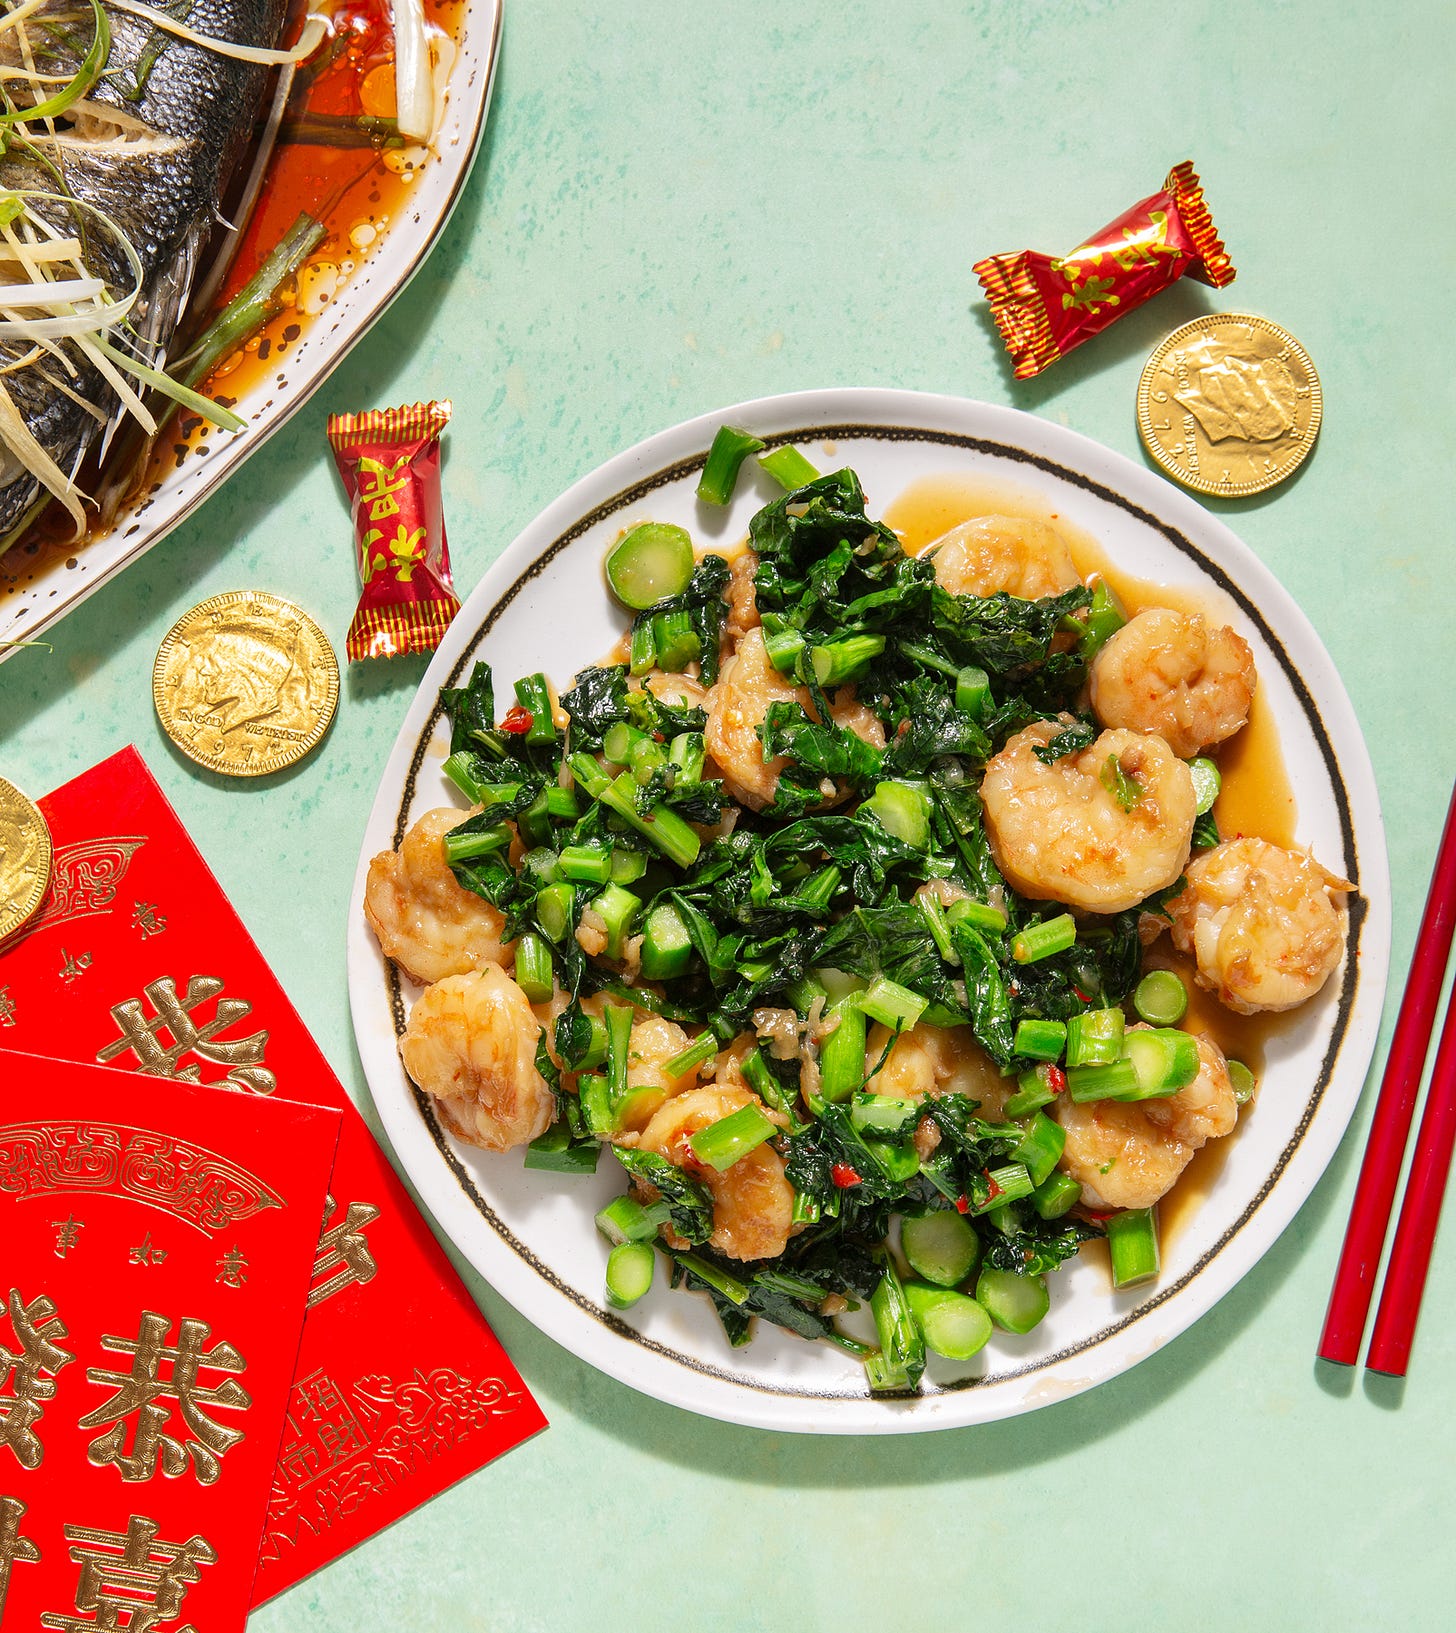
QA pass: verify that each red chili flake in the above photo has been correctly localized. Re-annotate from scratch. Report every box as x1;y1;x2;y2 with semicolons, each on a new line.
500;705;534;734
1082;1208;1115;1222
1072;985;1092;1003
955;1194;970;1215
830;1162;862;1188
1046;1064;1067;1095
981;1167;1004;1205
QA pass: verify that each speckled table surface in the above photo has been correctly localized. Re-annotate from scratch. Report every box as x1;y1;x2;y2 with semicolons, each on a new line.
2;2;1453;1627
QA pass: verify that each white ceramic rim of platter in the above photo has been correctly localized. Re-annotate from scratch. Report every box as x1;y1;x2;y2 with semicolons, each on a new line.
348;387;1390;1435
0;0;504;657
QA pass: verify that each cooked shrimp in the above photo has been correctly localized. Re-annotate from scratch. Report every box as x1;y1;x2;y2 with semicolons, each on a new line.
642;671;708;710
365;807;513;986
637;1086;795;1260
1054;1031;1237;1210
866;1021;1011;1120
1167;837;1353;1014
1090;607;1256;758
980;720;1197;913
618;1014;700;1133
703;627;884;810
926;514;1081;601
399;966;554;1153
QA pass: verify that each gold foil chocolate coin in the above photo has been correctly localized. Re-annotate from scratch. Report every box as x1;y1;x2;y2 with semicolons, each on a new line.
153;591;339;778
0;775;52;938
1137;313;1322;497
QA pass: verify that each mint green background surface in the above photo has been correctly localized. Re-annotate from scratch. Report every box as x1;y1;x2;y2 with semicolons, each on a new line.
3;2;1452;1627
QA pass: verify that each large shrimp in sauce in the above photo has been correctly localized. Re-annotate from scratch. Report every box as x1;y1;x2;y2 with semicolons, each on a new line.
365;807;513;986
1090;607;1256;759
1166;837;1353;1014
703;626;885;810
926;514;1082;600
399;966;554;1153
635;1086;795;1261
980;720;1197;914
1054;1031;1237;1211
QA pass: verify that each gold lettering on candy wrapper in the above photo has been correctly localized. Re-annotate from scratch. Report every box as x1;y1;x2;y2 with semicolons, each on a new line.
0;1496;41;1619
81;1313;250;1486
97;976;276;1095
0;1288;74;1469
40;1514;215;1632
0;1124;282;1233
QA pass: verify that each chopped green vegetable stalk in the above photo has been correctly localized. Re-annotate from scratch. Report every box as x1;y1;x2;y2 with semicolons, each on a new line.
596;1195;672;1245
610;847;649;884
1187;756;1221;815
849;1094;920;1136
1107;1207;1160;1289
860;779;932;850
604;1002;634;1105
955;664;992;720
1065;1007;1126;1067
818;1000;867;1103
603;721;645;766
758;445;821;491
1066;1059;1141;1102
1133;969;1189;1026
810;633;886;686
1032;1172;1082;1220
442;825;513;863
591;882;642;960
652;608;702;671
605;1241;656;1309
946;898;1009;934
1011;1112;1066;1188
1121;1028;1201;1099
761;615;807;674
1079;577;1127;659
605;522;695;610
598;774;702;869
676;1252;750;1306
640;902;694;980
869;1257;926;1391
514;933;555;1003
975;1266;1050;1334
578;1074;612;1136
514;673;557;746
1014;1018;1068;1061
697;424;765;505
523;1125;600;1174
669;732;706;782
901;1210;981;1288
903;1282;994;1361
663;1032;718;1078
629;620;657;675
1011;914;1077;964
1227;1059;1257;1105
971;1162;1035;1215
859;977;928;1033
1004;1061;1063;1118
917;895;957;964
559;844;614;884
688;1103;778;1172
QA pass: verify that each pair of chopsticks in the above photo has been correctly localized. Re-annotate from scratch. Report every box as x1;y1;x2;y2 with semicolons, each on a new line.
1319;779;1456;1375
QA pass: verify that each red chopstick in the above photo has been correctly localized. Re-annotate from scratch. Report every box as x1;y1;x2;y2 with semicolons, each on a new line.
1318;778;1456;1365
1365;974;1456;1374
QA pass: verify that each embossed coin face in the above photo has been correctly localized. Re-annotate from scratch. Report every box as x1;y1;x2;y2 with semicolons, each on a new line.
0;775;52;937
153;591;340;778
1137;313;1322;497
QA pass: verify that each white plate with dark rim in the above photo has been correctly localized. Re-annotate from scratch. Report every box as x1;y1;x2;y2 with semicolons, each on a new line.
0;0;503;659
347;388;1389;1434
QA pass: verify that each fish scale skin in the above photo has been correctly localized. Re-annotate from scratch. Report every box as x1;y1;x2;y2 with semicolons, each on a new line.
0;0;289;534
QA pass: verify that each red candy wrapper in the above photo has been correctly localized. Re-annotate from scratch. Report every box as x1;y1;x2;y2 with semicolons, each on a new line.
975;161;1235;379
329;400;461;661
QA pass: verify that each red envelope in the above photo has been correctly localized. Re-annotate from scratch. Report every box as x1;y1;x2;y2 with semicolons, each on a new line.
0;748;547;1603
0;1049;339;1633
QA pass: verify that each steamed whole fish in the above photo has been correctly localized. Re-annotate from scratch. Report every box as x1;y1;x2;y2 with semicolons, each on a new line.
0;0;289;536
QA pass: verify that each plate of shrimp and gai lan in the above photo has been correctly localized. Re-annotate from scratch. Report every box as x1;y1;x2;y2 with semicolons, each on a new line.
348;388;1389;1435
